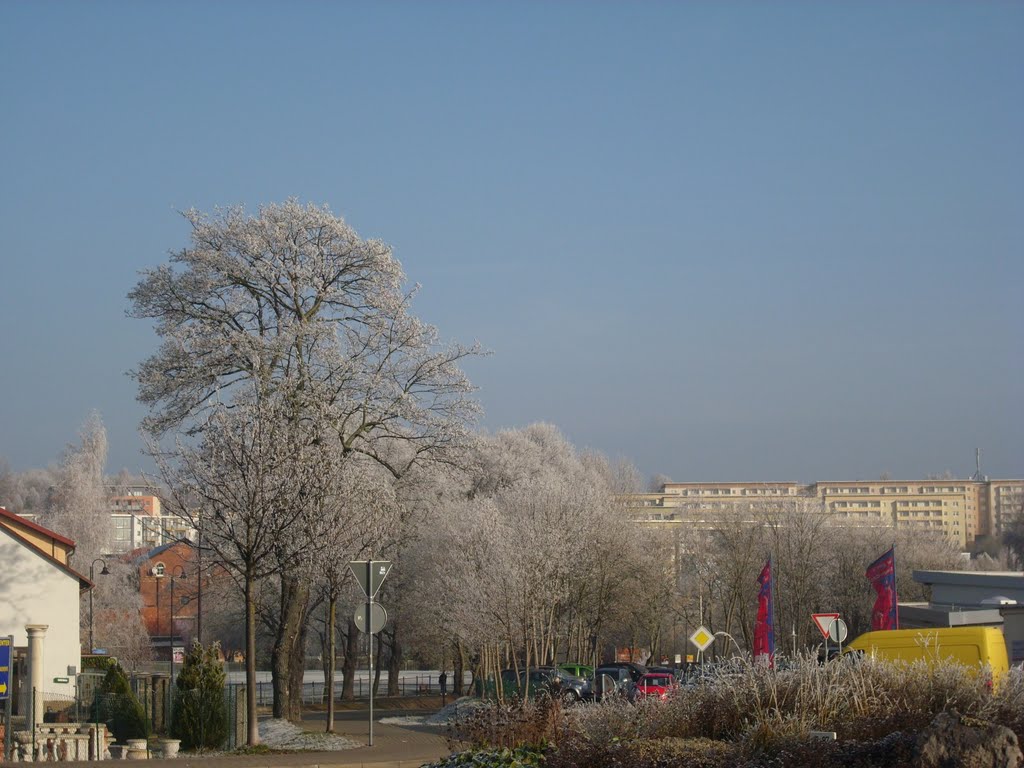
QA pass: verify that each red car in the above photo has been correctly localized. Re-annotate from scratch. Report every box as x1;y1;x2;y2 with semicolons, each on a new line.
633;672;675;700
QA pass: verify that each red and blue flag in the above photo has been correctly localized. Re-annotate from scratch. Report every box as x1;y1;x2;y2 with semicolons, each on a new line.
866;546;899;631
754;558;775;667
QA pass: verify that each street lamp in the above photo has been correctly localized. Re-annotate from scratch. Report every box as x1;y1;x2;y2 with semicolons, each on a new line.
89;558;110;653
169;567;187;684
714;631;744;658
167;566;188;720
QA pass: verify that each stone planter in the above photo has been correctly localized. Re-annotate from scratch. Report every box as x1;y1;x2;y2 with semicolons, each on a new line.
109;744;128;759
159;739;181;758
126;738;149;759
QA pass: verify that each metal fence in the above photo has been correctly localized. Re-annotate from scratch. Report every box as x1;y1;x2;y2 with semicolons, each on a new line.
11;676;243;754
253;672;466;705
5;670;458;759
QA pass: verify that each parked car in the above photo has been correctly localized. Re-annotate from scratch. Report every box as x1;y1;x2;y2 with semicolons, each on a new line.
559;662;594;680
646;665;678;678
500;666;592;703
633;672;675;700
593;665;636;701
599;661;648;682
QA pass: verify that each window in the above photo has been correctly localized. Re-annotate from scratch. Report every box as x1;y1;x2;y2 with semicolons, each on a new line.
113;517;131;542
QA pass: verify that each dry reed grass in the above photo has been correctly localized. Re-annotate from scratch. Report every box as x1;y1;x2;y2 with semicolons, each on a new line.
444;657;1024;767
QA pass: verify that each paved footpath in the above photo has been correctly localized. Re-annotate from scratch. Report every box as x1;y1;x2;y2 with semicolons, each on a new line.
57;715;452;768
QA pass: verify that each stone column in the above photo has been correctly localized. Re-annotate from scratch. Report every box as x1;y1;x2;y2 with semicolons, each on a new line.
25;625;48;727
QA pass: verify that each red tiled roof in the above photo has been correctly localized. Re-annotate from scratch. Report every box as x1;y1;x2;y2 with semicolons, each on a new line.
0;516;92;591
0;506;77;548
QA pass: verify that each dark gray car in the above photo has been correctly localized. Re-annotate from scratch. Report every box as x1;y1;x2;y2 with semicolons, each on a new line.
501;666;592;703
593;665;636;700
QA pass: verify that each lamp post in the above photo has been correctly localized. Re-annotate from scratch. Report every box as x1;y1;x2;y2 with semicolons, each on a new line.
166;565;187;729
714;631;744;658
88;558;110;653
169;567;187;693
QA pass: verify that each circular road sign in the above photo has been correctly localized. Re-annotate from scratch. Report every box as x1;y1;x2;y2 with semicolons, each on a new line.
354;603;388;635
827;618;849;644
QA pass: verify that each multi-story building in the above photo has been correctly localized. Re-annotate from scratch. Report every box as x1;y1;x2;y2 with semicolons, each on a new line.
985;481;1024;541
109;486;194;552
816;480;982;549
630;478;1023;550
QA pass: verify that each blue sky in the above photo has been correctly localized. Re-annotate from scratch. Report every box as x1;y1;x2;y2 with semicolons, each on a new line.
1;1;1021;482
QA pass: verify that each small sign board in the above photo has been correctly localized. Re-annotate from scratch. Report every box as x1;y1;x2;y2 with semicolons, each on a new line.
0;636;11;699
354;602;388;635
689;625;714;652
828;618;849;644
53;677;70;684
348;561;393;599
811;613;841;641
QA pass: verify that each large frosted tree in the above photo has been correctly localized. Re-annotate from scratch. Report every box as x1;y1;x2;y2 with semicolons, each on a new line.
400;424;649;691
130;200;479;736
48;411;112;563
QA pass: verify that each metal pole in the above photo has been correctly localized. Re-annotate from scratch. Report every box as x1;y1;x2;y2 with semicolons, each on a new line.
88;558;108;653
89;562;95;653
196;530;203;646
4;683;11;761
366;561;373;747
171;581;177;688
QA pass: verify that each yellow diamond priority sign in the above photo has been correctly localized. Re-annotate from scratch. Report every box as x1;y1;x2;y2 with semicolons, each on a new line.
689;625;714;652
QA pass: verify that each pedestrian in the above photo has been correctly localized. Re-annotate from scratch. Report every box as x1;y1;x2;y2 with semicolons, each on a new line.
439;670;448;697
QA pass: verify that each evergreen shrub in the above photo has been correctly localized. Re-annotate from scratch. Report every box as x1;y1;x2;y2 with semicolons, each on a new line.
96;662;150;742
171;641;228;750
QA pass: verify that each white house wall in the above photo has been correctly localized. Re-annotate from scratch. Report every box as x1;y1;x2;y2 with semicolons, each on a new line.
0;533;81;700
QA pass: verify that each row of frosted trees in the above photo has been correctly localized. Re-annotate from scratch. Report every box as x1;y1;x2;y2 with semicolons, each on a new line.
125;201;966;744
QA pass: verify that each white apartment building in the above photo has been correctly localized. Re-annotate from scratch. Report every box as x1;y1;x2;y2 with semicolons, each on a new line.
109;486;194;552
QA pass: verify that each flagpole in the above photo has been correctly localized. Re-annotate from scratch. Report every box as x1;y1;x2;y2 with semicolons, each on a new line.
770;553;777;666
891;542;899;630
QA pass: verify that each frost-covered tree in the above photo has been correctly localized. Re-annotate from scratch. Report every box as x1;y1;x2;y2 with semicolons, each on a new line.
672;497;966;657
397;425;650;696
130;201;479;735
89;560;153;668
307;453;397;730
155;394;331;744
0;461;55;515
47;411;112;564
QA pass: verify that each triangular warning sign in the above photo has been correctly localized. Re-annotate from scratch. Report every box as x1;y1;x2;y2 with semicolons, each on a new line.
811;613;841;641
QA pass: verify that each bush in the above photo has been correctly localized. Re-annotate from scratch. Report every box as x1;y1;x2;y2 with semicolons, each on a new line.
444;655;1024;767
171;641;228;750
95;663;149;742
550;736;735;768
423;746;547;768
988;666;1024;742
447;696;561;751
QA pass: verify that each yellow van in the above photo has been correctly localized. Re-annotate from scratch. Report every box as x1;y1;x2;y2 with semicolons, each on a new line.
845;627;1009;687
